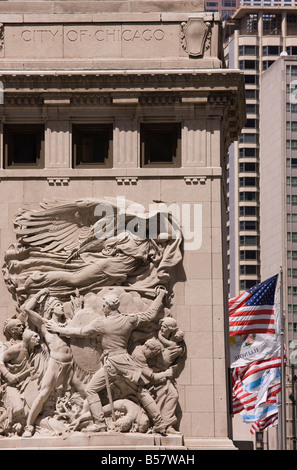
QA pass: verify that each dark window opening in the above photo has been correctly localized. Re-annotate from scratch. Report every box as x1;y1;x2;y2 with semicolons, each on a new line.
244;75;259;85
72;124;113;168
140;123;181;168
4;124;44;168
241;279;259;290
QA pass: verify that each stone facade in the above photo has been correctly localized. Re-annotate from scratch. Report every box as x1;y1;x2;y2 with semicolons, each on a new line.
0;0;245;450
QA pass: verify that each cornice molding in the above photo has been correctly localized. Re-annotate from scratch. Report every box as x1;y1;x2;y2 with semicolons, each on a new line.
0;69;246;145
0;70;245;102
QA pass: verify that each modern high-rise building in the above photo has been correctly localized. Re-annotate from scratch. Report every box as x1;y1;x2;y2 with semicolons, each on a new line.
225;2;297;298
260;53;297;451
205;0;240;20
225;1;297;448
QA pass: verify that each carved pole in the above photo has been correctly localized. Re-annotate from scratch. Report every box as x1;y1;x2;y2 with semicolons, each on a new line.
103;357;116;422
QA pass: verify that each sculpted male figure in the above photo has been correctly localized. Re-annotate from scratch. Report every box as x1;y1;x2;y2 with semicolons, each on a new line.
0;329;40;386
22;288;76;437
0;329;40;434
2;318;24;348
46;288;167;433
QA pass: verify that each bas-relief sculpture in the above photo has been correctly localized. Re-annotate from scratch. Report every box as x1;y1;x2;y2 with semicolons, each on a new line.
0;198;186;439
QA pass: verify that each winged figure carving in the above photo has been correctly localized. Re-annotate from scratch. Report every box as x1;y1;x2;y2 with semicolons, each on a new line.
2;198;183;304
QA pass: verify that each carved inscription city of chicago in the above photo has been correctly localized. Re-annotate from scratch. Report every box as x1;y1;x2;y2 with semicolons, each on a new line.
4;24;180;59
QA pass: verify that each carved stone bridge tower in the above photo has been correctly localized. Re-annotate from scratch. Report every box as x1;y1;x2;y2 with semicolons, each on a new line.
0;0;245;450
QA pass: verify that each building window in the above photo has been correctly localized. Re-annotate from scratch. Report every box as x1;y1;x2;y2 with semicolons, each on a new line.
288;285;297;295
239;206;258;217
287;177;297;186
246;104;259;114
239;60;258;70
240;220;258;231
287;213;297;223
262;60;275;71
286;121;297;132
287;195;297;205
72;124;113;168
240;279;258;290
244;75;259;85
286;139;297;150
239;162;258;172
263;14;281;36
239;45;259;56
287;46;297;56
263;46;281;56
245;14;258;35
239;177;258;187
286;103;297;113
287;84;297;95
239;191;259;202
287;14;297;35
140;123;181;168
244;118;258;129
240;265;259;276
287;66;297;76
3;124;44;169
288;305;297;314
240;235;258;245
239;148;259;159
240;250;259;261
245;90;259;101
239;134;259;144
288;268;297;278
287;158;297;168
288;322;297;333
287;232;297;242
287;251;297;260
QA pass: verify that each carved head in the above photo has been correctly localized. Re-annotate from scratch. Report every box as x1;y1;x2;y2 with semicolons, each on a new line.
115;415;133;432
102;293;120;317
23;328;40;348
44;297;64;319
143;337;162;359
3;318;24;340
159;317;178;339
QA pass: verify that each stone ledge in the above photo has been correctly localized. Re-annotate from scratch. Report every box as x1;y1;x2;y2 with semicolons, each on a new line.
184;437;238;450
0;1;205;15
0;167;223;178
0;432;186;450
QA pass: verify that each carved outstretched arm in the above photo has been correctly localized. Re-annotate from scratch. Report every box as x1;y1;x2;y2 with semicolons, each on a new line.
46;320;102;338
24;288;50;329
137;287;167;326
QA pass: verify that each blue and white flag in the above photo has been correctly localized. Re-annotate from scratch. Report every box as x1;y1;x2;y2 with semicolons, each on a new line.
230;333;281;368
241;402;279;424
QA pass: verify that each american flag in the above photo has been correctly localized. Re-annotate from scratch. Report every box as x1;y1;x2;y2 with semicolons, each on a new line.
229;275;278;337
250;412;278;435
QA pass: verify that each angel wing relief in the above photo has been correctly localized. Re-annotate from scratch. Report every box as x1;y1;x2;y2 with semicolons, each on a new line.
0;199;186;438
2;198;183;305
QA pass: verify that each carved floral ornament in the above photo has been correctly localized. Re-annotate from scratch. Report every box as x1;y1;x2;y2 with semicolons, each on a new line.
0;198;186;439
181;18;212;58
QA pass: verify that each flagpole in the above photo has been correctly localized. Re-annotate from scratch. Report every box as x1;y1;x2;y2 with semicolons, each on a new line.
279;265;287;450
